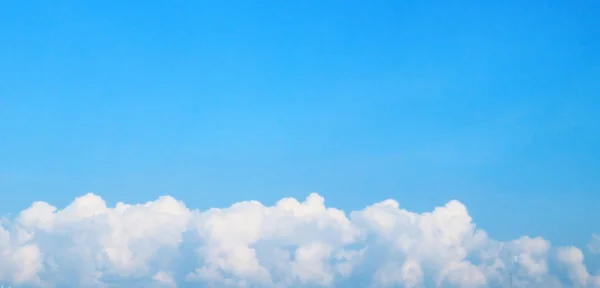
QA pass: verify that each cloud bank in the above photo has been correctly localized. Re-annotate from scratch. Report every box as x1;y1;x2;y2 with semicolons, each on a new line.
0;193;598;287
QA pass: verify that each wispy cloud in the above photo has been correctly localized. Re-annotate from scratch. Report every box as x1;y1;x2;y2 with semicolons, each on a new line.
589;234;600;255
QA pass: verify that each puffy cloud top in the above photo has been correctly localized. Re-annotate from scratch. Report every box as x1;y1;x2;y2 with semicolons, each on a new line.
0;193;598;287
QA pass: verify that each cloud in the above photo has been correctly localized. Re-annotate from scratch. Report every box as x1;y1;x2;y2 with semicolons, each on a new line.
0;192;598;287
590;234;600;255
556;246;599;287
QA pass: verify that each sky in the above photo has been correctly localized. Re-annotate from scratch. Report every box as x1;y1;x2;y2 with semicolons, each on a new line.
1;1;599;287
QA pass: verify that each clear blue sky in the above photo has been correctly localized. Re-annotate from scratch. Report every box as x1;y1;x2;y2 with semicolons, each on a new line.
1;1;598;248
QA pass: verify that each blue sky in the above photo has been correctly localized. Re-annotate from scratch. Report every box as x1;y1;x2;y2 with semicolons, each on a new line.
1;0;599;253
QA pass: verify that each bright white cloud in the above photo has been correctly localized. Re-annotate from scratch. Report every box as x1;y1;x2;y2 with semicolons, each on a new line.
0;193;598;287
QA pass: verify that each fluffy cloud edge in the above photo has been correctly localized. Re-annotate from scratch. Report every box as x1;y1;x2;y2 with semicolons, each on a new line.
0;192;598;288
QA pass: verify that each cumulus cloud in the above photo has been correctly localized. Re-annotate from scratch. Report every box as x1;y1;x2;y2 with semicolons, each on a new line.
556;246;599;287
0;192;598;287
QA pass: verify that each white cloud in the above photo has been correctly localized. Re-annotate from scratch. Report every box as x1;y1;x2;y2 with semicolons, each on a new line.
556;246;599;287
153;270;176;287
0;192;598;287
590;234;600;254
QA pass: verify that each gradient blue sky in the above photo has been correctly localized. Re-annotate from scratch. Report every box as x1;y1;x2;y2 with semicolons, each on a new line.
1;0;599;250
